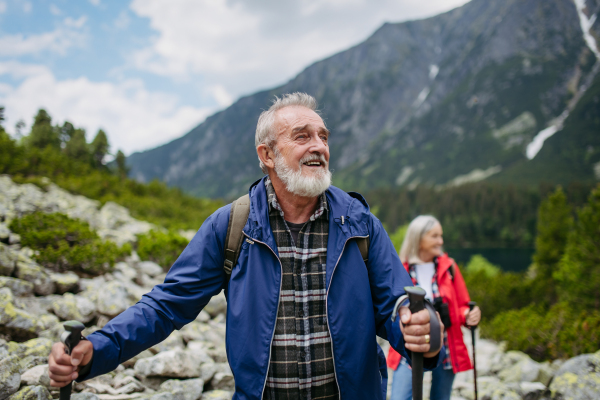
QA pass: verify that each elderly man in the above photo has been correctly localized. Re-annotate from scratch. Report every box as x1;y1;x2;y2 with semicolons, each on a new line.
49;93;442;399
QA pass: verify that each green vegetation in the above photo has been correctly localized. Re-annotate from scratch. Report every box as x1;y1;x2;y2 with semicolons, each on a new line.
464;185;600;361
136;230;190;271
0;108;223;230
9;212;130;275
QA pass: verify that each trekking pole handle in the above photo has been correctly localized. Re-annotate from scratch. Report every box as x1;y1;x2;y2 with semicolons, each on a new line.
468;301;478;328
60;321;85;400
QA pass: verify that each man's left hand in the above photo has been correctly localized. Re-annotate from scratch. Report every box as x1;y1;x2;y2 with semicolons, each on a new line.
398;307;443;358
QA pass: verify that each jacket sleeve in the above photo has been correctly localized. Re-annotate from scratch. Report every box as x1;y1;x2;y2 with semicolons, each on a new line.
450;262;471;326
81;205;231;380
366;214;441;371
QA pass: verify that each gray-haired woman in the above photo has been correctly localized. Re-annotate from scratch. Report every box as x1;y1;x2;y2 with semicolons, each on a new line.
388;215;481;400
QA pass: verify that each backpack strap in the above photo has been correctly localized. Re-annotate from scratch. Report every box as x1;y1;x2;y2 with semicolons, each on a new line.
357;237;369;264
224;194;250;279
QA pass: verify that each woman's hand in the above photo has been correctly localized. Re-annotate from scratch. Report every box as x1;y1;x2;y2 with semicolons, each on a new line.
465;305;481;326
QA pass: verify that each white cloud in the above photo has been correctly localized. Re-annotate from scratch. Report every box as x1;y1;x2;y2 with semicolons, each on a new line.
89;0;100;6
0;62;214;154
0;19;86;57
0;1;7;14
50;4;61;16
23;1;31;13
128;0;471;99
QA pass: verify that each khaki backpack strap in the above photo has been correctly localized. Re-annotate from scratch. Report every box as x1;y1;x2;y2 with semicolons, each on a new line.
357;237;370;264
224;194;250;277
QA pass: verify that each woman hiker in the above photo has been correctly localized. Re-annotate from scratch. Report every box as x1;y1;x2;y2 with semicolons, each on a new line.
387;215;481;400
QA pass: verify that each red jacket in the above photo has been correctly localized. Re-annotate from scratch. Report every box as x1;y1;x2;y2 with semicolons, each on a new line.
387;254;473;373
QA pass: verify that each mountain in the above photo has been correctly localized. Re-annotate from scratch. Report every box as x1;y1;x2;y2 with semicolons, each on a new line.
127;0;600;199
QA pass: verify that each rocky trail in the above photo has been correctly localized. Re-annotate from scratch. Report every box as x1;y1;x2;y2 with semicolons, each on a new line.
1;176;598;400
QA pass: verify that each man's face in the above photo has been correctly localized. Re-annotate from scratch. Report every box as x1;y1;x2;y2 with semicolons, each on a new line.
271;106;331;197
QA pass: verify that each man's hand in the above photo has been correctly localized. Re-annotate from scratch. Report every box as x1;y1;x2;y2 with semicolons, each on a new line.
48;341;93;388
398;306;444;358
466;305;481;327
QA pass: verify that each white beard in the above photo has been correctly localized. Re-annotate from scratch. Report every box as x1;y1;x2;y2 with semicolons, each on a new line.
273;150;332;197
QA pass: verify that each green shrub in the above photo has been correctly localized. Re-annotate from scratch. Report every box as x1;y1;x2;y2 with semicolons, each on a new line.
136;230;189;271
483;302;600;361
9;212;130;275
463;257;533;322
388;224;408;252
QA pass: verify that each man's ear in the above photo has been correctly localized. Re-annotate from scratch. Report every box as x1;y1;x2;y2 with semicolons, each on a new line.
257;144;276;170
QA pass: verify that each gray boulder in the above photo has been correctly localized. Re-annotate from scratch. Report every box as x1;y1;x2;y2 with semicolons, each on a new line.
159;379;205;400
137;261;163;278
94;280;133;317
14;262;55;296
203;293;226;319
0;355;21;400
20;365;51;388
7;385;51;400
0;243;17;276
134;349;204;379
150;331;185;354
49;272;79;294
497;351;541;383
51;293;96;323
0;288;42;340
0;277;34;297
549;350;600;400
8;338;53;359
209;364;234;391
201;391;232;400
70;394;100;400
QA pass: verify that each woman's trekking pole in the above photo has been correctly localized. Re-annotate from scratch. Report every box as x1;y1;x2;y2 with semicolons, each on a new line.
468;301;478;400
403;287;442;400
60;321;85;400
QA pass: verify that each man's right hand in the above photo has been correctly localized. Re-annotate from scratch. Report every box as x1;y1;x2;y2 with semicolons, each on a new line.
48;341;94;387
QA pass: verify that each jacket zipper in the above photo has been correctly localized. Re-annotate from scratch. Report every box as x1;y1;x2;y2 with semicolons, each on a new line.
326;234;369;399
243;232;284;399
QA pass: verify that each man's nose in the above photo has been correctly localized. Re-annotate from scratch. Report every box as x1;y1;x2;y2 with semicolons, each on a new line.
310;135;328;153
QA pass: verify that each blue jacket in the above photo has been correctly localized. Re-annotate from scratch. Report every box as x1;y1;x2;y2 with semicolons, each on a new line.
84;177;439;399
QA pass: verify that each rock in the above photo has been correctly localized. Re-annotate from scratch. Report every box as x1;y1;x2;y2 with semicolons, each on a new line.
180;322;208;343
549;350;600;400
497;351;541;383
7;386;51;400
0;355;21;399
535;361;556;387
9;338;53;359
138;376;169;391
18;356;49;374
195;311;210;324
136;262;163;278
203;294;226;319
122;350;154;369
49;272;79;294
210;372;234;391
0;243;17;276
20;365;51;388
95;280;133;317
198;363;218;383
8;233;20;245
14;262;55;296
134;349;203;379
112;262;137;282
146;393;177;400
518;382;547;400
71;394;100;400
0;223;10;240
51;293;96;323
111;376;145;395
150;332;185;354
159;379;204;400
0;287;42;340
95;202;154;246
0;277;34;297
200;390;232;400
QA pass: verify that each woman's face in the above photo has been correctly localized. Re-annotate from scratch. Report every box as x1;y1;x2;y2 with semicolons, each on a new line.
419;222;444;262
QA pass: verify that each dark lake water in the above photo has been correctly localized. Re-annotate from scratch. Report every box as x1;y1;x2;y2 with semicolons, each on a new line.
445;248;535;272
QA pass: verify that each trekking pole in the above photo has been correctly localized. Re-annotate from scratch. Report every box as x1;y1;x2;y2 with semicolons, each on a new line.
468;301;478;400
403;287;442;400
60;321;85;400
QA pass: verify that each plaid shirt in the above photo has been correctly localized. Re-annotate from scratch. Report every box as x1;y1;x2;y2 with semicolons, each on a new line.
263;178;339;400
408;259;452;370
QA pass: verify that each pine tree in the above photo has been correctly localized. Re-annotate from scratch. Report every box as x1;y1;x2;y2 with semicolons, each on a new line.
555;185;600;310
115;150;129;178
90;129;109;168
532;187;572;305
64;129;90;162
28;109;60;150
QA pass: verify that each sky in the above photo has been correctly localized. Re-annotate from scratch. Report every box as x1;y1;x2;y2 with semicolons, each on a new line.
0;0;470;155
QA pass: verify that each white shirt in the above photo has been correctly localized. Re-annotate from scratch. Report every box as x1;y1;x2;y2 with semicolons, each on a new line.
415;262;435;302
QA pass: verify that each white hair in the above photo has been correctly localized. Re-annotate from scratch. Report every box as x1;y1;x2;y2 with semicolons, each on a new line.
255;92;319;173
399;215;441;264
273;146;331;197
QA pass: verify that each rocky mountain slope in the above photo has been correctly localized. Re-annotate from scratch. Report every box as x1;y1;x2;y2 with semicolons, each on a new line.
1;175;599;400
126;0;600;199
